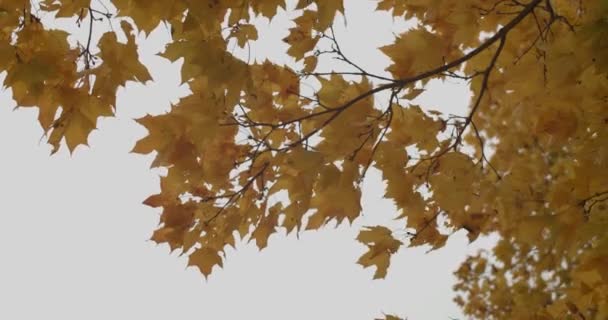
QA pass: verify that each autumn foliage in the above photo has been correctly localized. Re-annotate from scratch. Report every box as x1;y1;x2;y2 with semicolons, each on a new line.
2;0;607;318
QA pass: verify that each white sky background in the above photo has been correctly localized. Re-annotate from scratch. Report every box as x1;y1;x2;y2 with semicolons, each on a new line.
0;1;497;319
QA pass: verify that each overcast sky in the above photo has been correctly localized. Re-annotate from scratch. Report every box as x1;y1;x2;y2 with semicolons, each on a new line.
0;1;495;319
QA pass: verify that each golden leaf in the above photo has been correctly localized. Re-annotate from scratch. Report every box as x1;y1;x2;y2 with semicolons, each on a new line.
356;226;402;279
188;248;223;277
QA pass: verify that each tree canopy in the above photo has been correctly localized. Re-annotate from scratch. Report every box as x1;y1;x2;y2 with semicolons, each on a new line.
2;0;607;318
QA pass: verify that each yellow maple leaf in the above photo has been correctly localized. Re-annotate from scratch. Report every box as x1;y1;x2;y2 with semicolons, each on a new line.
356;226;402;279
188;247;223;277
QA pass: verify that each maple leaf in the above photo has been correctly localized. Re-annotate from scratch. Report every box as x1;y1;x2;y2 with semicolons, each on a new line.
251;205;280;249
252;0;286;19
428;152;477;213
95;21;152;87
282;10;319;61
297;0;344;31
356;226;402;279
228;23;258;48
188;247;223;277
381;28;453;79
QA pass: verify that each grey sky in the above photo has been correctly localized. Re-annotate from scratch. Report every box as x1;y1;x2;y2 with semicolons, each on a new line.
0;1;495;319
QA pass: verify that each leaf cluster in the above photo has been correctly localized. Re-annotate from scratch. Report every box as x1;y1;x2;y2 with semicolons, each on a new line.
2;0;607;319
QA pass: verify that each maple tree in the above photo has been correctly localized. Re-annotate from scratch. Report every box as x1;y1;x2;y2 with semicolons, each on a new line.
2;0;607;318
